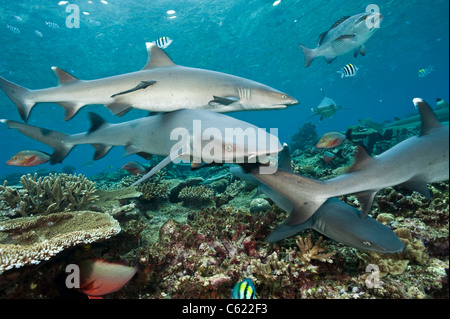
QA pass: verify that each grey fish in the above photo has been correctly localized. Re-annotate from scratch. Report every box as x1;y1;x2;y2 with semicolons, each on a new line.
250;98;449;224
1;109;282;185
299;12;383;68
232;149;405;253
309;96;345;121
0;43;298;122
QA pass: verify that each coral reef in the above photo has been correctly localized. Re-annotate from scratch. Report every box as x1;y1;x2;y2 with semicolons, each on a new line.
0;173;98;217
178;186;215;207
289;122;318;152
249;198;271;214
0;211;120;274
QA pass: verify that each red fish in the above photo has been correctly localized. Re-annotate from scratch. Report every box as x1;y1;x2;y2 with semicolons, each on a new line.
316;132;346;149
121;161;147;175
323;151;336;165
78;259;137;298
6;150;51;166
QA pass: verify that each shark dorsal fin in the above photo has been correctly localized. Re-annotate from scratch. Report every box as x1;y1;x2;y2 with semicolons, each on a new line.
347;145;374;173
413;98;443;136
51;67;79;85
88;112;109;134
142;42;176;70
278;144;292;172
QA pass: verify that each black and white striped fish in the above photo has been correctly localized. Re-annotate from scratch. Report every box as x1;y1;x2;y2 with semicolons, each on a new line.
152;37;173;49
337;63;359;78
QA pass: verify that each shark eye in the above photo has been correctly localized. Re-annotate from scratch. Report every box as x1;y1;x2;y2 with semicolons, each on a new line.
225;144;233;152
281;95;287;100
363;241;371;247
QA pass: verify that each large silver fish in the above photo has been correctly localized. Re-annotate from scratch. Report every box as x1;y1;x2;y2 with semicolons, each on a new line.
299;12;383;68
250;98;449;224
1;109;282;185
0;43;298;122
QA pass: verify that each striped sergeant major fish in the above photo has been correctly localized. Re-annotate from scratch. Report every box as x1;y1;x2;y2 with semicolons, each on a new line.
417;66;433;78
337;63;359;78
152;37;173;49
231;278;258;299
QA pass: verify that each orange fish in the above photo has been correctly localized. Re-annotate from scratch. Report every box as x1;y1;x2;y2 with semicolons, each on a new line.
121;161;148;175
78;259;137;297
6;150;51;166
316;131;346;149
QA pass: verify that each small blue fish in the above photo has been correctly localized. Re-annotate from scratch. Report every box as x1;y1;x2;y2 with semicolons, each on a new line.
45;21;60;29
337;63;359;78
231;278;258;299
417;66;433;78
6;24;21;34
152;37;173;49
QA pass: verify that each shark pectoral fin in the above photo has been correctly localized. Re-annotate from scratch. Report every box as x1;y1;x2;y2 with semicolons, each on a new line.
110;80;157;98
400;179;432;199
52;67;79;85
92;144;114;160
208;96;240;106
265;219;313;242
106;103;132;117
58;101;85;120
354;190;378;218
131;148;183;186
124;144;143;157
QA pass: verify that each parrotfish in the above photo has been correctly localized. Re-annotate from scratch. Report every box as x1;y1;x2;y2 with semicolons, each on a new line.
122;161;148;176
0;42;298;122
77;259;137;297
316;131;346;148
6;150;51;167
299;11;383;68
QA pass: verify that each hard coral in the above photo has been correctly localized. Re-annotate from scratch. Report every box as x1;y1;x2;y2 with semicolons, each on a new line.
178;186;215;207
0;173;98;217
0;211;120;274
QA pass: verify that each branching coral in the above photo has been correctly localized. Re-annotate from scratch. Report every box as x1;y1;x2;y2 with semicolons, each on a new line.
296;234;336;263
178;186;215;207
0;173;98;217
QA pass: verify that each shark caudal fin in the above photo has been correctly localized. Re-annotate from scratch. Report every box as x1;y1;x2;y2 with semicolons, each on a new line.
0;119;73;164
298;44;317;68
0;77;35;122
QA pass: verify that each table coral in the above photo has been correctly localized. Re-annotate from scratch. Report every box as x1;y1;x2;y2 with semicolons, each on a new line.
0;211;120;274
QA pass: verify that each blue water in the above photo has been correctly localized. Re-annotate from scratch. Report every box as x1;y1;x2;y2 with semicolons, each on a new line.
0;0;448;179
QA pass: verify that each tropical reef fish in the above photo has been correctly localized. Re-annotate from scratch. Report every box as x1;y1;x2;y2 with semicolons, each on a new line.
299;12;383;68
6;150;51;167
77;259;137;297
122;161;148;175
152;36;173;49
34;30;43;37
337;63;359;78
231;278;258;299
265;198;405;253
1;109;282;185
45;21;60;29
323;151;336;164
250;98;449;224
6;24;20;34
0;42;298;122
309;94;345;121
417;66;433;78
360;98;449;133
316;131;346;148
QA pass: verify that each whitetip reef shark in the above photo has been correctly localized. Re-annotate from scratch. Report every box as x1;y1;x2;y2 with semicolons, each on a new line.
232;149;405;253
1;109;282;185
248;98;449;225
0;42;298;122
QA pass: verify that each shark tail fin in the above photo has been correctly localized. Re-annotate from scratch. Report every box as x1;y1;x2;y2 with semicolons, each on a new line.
0;77;35;122
0;119;74;164
298;44;317;68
